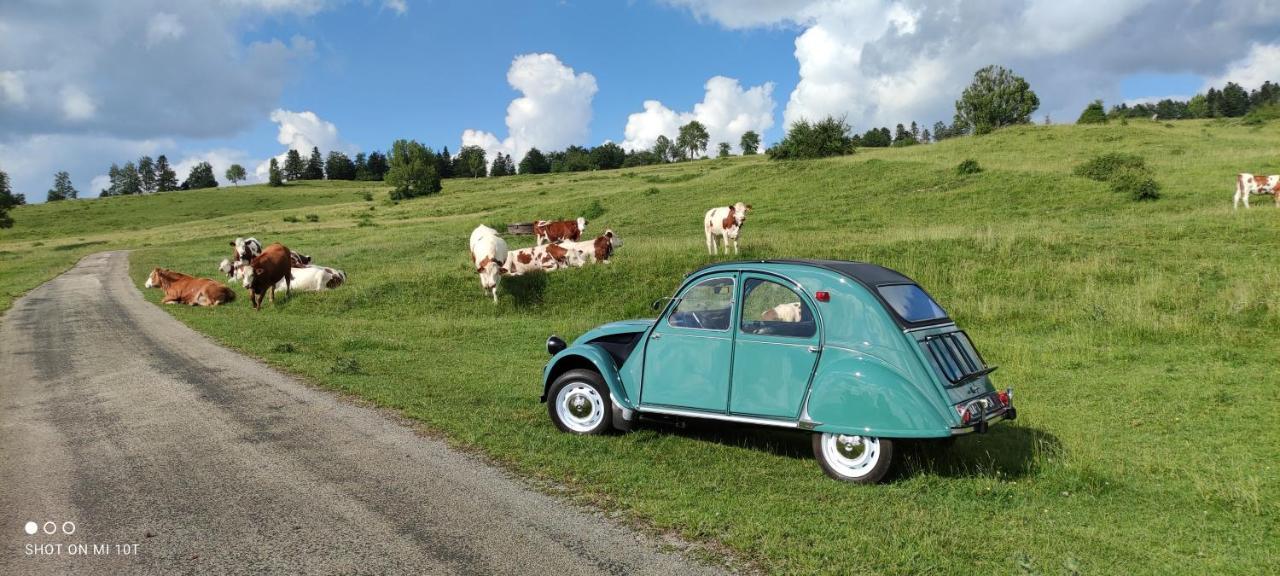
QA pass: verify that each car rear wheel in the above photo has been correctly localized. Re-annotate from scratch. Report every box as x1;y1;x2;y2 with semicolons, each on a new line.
548;369;612;435
813;433;894;483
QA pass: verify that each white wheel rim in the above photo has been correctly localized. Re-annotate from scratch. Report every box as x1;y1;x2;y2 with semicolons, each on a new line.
555;383;604;433
821;433;880;479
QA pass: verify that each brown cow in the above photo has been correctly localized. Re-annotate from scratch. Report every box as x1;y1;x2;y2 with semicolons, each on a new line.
144;268;236;306
241;243;293;310
533;217;587;245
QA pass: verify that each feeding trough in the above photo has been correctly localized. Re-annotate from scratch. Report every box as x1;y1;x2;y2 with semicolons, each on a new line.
507;222;536;235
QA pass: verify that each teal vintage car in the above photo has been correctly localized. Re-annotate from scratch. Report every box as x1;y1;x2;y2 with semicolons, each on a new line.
540;259;1015;483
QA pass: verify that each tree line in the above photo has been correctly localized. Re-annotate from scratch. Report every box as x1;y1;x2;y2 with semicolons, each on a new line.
1077;80;1279;124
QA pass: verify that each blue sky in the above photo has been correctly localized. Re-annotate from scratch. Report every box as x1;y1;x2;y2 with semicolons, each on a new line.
1;0;1277;200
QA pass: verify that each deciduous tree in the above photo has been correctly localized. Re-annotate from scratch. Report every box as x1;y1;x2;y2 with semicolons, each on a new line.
385;139;441;199
717;142;731;158
225;164;247;185
740;131;760;155
519;147;550;174
183;162;218;190
676;120;710;159
955;65;1039;135
457;145;487;178
0;168;19;228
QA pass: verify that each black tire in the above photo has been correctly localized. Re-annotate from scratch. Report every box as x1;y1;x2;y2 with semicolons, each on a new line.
547;369;612;435
812;433;895;484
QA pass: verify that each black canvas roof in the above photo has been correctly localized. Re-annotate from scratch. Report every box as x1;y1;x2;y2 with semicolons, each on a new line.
767;259;918;287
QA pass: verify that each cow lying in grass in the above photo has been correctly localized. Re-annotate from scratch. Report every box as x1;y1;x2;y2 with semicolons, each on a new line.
704;202;751;255
220;259;345;291
145;268;235;306
469;225;508;303
1234;173;1280;209
504;243;570;275
556;229;621;266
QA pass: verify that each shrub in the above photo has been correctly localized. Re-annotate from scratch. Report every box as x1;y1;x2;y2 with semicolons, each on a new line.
361;191;373;201
283;215;300;223
330;356;364;375
1076;100;1108;124
1072;153;1146;181
1109;167;1161;201
767;116;855;160
956;159;983;175
272;342;297;353
1242;103;1280;126
305;214;319;223
582;199;606;220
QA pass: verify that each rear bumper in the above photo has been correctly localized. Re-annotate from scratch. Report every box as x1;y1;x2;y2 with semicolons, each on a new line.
950;405;1017;435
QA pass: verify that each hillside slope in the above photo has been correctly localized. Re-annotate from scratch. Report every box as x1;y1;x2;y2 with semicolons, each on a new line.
3;120;1278;575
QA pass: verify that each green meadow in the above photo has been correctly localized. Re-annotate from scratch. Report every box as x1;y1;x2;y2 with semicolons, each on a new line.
2;120;1277;575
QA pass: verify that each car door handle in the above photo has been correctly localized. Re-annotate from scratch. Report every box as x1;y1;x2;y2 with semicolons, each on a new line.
808;346;820;353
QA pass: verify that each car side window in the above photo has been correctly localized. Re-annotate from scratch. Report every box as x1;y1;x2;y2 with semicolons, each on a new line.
739;278;816;338
667;277;734;331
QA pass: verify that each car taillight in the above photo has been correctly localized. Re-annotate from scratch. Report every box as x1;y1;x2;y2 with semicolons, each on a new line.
958;404;972;424
815;290;830;302
997;390;1010;406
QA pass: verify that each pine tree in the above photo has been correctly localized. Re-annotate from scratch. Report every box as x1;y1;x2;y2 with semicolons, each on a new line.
47;171;78;201
119;161;142;195
910;121;920;141
284;149;305;181
269;158;284;187
353;153;369;180
365;151;389;181
921;129;931;144
101;163;121;197
0;168;17;228
436;146;453;179
138;156;156;193
490;154;507;177
301;146;325;180
155;155;178;192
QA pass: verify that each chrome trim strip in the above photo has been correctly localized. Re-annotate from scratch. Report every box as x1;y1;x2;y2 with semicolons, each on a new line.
904;322;956;334
639;405;799;429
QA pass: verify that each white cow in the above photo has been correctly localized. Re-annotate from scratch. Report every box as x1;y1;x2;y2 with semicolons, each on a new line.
557;229;621;266
704;202;752;255
761;301;803;322
1234;173;1280;209
219;259;345;292
469;225;508;303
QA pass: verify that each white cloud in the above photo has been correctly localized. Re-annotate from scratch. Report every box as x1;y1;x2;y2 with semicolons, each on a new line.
1205;43;1280;90
60;86;96;121
146;13;187;48
461;53;597;163
383;0;408;15
173;148;255;186
253;108;354;180
0;71;26;107
0;134;171;201
621;76;775;155
667;1;1280;131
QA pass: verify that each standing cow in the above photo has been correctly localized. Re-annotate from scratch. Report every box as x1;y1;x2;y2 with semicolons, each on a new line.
533;217;587;245
241;243;293;310
1234;173;1280;209
470;225;508;303
704;202;752;255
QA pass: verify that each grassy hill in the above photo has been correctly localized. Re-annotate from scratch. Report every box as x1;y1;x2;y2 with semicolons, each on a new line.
3;120;1278;575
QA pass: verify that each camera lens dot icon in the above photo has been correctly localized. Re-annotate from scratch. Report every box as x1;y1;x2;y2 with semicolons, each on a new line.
24;521;38;535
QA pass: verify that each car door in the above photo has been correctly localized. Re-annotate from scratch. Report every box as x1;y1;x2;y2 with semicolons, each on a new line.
640;274;736;412
729;274;821;419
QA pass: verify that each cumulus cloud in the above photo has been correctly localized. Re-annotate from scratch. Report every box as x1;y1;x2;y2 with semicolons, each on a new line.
253;109;354;180
621;76;775;154
173;148;256;187
0;134;171;200
146;13;187;47
1205;43;1280;90
383;0;408;15
666;1;1280;130
461;53;597;163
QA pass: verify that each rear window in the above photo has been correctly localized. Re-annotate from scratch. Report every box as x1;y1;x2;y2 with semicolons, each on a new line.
877;284;948;324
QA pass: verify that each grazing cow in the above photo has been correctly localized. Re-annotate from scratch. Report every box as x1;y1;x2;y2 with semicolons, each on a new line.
557;229;622;266
503;244;569;275
241;243;293;310
231;237;263;263
533;217;587;245
145;268;235;306
704;202;752;255
761;301;803;322
1233;173;1280;209
469;225;508;303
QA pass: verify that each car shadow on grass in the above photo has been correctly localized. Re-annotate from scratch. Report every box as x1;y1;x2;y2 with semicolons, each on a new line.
636;417;1060;481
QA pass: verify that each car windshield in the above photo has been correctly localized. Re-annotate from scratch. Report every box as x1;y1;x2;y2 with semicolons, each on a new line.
877;284;948;324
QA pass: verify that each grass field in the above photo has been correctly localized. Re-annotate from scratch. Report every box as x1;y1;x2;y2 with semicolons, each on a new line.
3;120;1278;575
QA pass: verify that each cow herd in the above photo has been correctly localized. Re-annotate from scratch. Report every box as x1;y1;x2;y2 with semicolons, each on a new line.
469;202;751;302
143;236;347;310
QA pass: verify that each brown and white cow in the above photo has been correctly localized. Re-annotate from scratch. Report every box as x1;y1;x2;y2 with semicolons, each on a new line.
761;301;803;322
704;202;751;255
557;229;622;266
469;225;508;303
241;243;293;310
533;217;587;245
503;244;570;275
144;268;236;306
221;258;344;292
231;237;263;262
1234;173;1280;209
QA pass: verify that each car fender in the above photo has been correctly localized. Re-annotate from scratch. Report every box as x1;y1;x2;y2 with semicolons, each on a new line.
541;344;634;412
805;347;953;438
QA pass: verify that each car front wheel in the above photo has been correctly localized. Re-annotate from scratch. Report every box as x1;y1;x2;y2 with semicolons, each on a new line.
813;433;894;483
548;369;612;435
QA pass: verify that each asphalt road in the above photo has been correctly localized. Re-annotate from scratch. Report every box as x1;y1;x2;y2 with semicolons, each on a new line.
0;252;728;575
